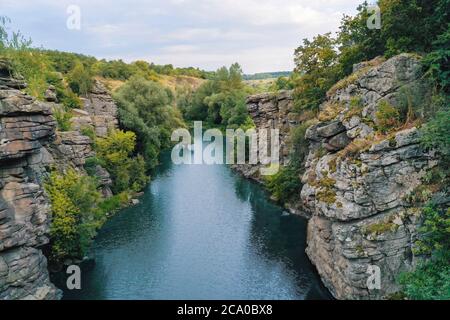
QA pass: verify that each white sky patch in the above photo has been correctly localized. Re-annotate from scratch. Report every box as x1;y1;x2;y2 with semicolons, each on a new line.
1;0;362;73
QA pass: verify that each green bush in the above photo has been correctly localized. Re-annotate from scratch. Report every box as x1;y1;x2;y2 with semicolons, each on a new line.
399;256;450;300
399;205;450;300
114;76;185;168
421;108;450;158
423;26;450;94
95;129;149;193
45;169;106;263
67;61;93;96
375;100;401;134
53;107;72;132
265;121;313;204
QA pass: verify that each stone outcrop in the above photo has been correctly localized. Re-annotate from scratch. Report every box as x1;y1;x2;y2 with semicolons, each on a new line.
237;54;440;300
232;90;300;181
0;61;119;300
0;60;60;300
77;80;118;137
301;54;438;299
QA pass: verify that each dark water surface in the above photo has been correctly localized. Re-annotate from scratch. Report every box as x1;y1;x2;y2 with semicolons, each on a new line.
59;152;330;300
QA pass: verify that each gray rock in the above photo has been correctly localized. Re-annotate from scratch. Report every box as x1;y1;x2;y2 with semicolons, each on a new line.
301;54;439;300
317;121;346;138
0;69;61;300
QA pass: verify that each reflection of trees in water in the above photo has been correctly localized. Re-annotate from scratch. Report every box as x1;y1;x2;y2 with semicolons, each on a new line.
233;171;331;299
233;172;307;261
152;151;175;179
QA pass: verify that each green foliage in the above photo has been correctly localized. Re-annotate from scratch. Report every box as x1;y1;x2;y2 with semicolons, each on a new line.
337;2;385;75
399;205;450;300
114;76;184;168
180;63;251;128
380;0;449;57
293;33;341;112
95;130;149;193
269;76;295;92
265;121;313;204
398;256;450;300
45;169;106;263
375;100;401;134
67;60;93;96
423;26;450;93
415;206;450;255
53;107;72;132
265;164;302;204
421;107;450;158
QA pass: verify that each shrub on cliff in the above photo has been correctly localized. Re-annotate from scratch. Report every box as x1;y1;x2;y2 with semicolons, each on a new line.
293;33;341;112
45;169;106;263
421;107;450;159
95;129;149;193
399;205;450;300
265;121;314;204
67;60;94;96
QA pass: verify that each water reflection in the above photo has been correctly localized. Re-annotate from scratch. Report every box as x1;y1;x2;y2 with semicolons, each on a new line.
55;151;330;300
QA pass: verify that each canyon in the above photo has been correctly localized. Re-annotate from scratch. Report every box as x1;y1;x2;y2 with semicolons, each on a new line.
0;53;444;300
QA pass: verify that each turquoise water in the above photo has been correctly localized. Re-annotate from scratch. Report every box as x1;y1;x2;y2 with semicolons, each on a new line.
59;152;330;300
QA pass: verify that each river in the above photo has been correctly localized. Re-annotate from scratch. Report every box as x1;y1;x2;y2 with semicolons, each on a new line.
58;150;331;300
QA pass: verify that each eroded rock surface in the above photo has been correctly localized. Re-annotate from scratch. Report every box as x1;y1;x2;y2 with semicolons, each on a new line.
78;80;118;137
301;54;437;299
0;60;60;300
232;90;300;181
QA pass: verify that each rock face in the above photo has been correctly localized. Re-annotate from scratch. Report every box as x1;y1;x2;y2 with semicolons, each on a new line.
0;62;119;300
301;54;437;299
232;90;300;181
0;60;60;300
77;80;118;137
236;54;438;300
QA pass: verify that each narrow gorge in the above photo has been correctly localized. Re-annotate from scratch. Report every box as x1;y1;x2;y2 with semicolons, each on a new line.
1;52;446;300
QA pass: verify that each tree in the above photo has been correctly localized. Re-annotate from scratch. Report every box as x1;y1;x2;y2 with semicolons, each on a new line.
114;76;184;168
183;63;250;128
293;33;341;111
337;2;385;75
95;129;149;193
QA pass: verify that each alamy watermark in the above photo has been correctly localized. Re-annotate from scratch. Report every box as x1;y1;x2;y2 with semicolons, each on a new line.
66;5;81;30
66;265;81;290
367;265;381;290
171;122;280;176
367;5;381;30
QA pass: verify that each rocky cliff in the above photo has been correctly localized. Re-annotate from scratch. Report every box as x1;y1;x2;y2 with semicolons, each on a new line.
301;54;438;299
0;61;118;299
232;90;301;181
240;54;440;299
0;60;60;299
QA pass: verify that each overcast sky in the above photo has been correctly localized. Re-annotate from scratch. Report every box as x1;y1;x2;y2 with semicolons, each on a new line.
1;0;363;74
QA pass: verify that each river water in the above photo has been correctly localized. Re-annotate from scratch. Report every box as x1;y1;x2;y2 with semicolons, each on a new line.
59;151;330;300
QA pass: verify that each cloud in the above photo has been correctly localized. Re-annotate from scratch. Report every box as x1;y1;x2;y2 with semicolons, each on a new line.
1;0;362;73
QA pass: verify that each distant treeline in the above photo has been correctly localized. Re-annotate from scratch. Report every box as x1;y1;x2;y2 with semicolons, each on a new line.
243;71;292;80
